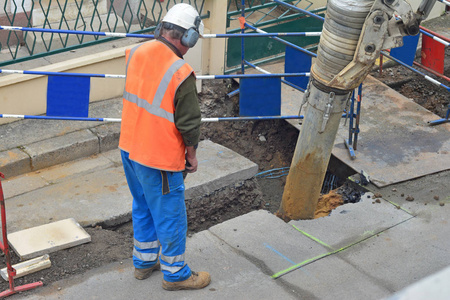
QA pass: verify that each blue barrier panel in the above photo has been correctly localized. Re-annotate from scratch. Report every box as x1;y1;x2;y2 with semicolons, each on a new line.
284;46;312;90
46;76;90;117
390;34;420;66
240;77;281;116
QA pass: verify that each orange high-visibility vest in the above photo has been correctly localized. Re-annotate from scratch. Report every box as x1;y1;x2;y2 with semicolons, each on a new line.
119;40;194;171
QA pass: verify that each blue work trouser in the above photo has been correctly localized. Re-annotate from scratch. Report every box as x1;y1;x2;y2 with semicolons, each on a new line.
121;150;191;282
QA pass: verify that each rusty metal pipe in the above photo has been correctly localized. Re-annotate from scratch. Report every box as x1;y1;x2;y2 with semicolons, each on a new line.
277;82;351;220
278;0;376;220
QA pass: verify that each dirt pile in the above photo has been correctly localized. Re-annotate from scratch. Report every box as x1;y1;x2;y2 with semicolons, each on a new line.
314;190;344;219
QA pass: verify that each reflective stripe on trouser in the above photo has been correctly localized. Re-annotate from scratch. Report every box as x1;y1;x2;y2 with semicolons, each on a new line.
121;150;191;282
133;239;160;268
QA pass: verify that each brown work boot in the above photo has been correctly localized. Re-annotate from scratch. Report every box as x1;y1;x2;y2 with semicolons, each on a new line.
162;271;211;291
134;262;161;280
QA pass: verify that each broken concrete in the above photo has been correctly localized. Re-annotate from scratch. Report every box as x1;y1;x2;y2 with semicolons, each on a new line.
290;192;414;249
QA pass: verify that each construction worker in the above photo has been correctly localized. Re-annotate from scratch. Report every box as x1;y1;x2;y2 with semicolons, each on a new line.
119;3;210;291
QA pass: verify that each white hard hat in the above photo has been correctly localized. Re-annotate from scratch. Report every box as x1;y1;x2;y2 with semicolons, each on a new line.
163;3;204;36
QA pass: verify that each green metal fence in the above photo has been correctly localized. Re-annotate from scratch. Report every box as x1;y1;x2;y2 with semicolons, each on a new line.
226;0;325;72
0;0;206;67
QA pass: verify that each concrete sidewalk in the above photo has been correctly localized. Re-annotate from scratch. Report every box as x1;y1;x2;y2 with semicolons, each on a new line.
2;102;448;299
13;169;450;300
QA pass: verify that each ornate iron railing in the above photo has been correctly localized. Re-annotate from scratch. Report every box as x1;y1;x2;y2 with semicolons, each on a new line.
226;0;325;71
0;0;206;66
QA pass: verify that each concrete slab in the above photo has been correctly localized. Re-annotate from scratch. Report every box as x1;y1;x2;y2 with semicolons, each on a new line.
336;215;450;293
8;218;91;260
1;173;49;199
184;139;258;199
89;123;121;152
0;117;93;153
332;76;450;187
1;150;114;198
365;170;450;216
87;98;122;153
386;264;450;300
23;129;100;171
87;96;122;118
0;97;121;153
290;193;414;249
99;148;123;165
209;210;329;275
36;152;114;184
19;231;298;300
4;166;131;232
0;255;51;281
281;253;391;300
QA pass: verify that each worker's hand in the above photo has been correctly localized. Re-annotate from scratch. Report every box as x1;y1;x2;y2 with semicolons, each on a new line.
185;146;198;173
185;155;198;173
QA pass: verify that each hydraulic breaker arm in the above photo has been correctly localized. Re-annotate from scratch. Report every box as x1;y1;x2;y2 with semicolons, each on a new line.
315;0;437;91
416;0;437;21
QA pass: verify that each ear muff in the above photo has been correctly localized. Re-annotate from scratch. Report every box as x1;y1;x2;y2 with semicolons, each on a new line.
180;16;201;48
154;23;163;39
180;28;199;48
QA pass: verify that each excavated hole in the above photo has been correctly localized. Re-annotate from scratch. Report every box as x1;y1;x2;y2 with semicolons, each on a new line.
1;79;365;294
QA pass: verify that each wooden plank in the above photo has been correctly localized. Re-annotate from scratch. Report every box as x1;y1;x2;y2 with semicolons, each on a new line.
0;255;51;280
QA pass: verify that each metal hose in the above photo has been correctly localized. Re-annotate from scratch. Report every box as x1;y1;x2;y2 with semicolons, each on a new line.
312;0;376;84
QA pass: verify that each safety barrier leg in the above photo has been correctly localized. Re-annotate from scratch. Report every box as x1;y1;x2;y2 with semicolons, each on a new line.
344;90;356;160
0;172;43;298
344;84;363;159
428;104;450;125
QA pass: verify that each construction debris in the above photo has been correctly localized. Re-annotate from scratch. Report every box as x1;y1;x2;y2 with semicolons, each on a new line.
0;255;51;281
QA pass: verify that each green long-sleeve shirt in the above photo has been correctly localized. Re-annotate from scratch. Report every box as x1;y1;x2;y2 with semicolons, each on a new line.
174;74;201;147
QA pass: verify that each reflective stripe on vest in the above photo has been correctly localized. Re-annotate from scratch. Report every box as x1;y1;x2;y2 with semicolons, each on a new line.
122;59;186;123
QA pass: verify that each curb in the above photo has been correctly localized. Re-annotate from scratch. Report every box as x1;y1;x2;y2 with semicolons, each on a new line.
0;125;120;179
